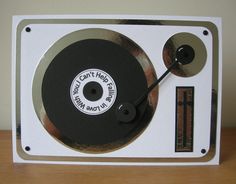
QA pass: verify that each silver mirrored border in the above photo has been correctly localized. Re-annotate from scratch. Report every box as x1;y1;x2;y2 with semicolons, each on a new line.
32;28;158;153
14;18;220;163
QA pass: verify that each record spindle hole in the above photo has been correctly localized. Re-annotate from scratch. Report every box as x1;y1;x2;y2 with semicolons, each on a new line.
91;88;97;94
83;81;103;101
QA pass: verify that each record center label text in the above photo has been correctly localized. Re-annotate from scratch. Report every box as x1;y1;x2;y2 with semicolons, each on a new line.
70;69;117;115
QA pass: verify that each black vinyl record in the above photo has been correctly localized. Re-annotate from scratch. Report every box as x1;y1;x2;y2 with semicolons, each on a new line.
39;32;157;153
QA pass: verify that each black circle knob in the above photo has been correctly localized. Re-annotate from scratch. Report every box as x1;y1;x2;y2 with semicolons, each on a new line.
116;102;136;123
176;45;195;65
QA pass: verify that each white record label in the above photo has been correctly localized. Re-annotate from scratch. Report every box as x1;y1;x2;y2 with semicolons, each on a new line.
70;68;117;115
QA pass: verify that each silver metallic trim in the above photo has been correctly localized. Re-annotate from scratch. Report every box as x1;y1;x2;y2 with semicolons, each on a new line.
163;32;207;77
14;18;219;163
32;28;158;153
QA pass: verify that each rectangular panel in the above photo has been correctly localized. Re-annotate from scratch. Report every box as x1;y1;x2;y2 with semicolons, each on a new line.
11;15;221;165
175;87;194;152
